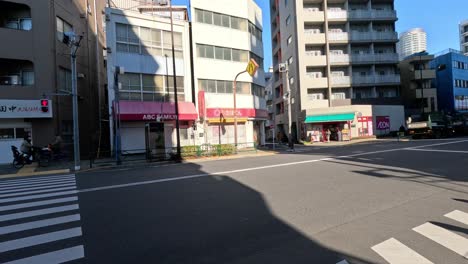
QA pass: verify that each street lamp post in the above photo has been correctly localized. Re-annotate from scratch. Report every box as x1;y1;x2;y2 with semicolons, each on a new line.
279;63;294;151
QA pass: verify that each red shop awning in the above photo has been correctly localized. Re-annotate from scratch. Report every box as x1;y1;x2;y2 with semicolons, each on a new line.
115;101;198;121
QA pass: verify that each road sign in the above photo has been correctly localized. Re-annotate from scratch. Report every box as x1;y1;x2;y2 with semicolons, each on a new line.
246;58;259;77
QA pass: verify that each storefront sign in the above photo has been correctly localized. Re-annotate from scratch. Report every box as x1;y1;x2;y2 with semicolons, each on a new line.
376;116;391;130
206;108;268;119
121;114;178;121
0;100;52;118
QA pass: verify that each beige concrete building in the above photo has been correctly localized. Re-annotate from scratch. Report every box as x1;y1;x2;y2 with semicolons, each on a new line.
399;53;437;116
0;0;107;164
270;0;401;141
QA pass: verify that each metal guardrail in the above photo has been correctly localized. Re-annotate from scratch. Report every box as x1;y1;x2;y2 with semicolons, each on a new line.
89;143;258;168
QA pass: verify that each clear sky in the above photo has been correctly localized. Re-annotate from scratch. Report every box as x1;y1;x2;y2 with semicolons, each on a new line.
173;0;467;71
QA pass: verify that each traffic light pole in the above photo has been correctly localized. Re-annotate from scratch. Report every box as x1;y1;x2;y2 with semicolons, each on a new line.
69;34;83;171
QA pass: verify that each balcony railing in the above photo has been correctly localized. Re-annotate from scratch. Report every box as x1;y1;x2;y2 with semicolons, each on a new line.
352;75;375;85
331;76;351;86
328;32;348;41
375;74;400;83
374;53;399;62
327;10;347;19
329;54;350;64
348;10;397;20
350;31;398;41
351;54;374;63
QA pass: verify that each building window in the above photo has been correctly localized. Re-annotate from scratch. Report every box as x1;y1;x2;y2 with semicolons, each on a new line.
197;44;249;63
198;79;254;94
251;83;265;97
332;92;346;100
250;52;264;69
116;23;182;58
119;73;184;102
195;9;249;33
58;68;72;92
287;36;292;45
56;17;73;42
286;15;291;26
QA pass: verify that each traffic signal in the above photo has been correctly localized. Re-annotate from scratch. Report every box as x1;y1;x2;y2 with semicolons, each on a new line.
40;99;49;113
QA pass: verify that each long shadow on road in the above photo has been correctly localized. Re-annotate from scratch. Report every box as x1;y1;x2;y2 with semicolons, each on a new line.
79;162;373;264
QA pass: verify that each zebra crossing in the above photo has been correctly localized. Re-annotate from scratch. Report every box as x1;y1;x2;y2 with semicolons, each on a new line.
0;174;84;263
370;209;468;264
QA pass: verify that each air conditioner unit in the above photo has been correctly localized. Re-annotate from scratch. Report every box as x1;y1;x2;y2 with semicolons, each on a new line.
0;75;20;85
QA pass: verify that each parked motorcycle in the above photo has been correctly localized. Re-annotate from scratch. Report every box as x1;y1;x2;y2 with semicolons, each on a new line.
11;146;31;169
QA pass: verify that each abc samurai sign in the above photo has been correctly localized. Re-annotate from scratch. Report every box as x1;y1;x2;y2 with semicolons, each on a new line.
376;116;390;130
0;100;53;118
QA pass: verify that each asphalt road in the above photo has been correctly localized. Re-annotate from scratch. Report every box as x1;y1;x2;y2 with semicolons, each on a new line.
1;138;468;263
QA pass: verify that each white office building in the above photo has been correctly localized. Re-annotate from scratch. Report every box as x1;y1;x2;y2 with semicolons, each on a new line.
191;0;267;146
397;28;427;60
105;1;198;155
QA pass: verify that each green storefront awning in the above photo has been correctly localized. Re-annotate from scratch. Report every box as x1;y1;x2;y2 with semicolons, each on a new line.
305;113;355;123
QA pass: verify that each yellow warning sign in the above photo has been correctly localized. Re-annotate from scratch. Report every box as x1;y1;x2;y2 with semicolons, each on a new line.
246;58;259;77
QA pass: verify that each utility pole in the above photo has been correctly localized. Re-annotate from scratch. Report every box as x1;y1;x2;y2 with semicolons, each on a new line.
64;32;83;171
279;63;294;151
114;66;123;165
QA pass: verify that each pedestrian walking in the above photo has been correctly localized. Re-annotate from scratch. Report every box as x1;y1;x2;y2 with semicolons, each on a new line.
326;129;331;143
337;128;342;142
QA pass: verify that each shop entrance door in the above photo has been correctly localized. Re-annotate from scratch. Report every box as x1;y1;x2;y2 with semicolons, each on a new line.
145;123;165;159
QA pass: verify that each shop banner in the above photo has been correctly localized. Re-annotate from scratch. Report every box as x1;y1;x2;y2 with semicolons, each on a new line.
376;116;390;130
198;91;206;118
206;108;268;119
0;100;52;118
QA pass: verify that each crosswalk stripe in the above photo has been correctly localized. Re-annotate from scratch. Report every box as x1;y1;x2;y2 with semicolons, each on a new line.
0;178;76;189
0;175;74;186
0;196;78;212
0;182;76;195
0;186;76;199
336;260;350;264
0;227;82;253
0;214;80;235
444;210;468;226
3;245;84;264
0;204;79;222
0;190;77;204
413;222;468;258
371;237;434;264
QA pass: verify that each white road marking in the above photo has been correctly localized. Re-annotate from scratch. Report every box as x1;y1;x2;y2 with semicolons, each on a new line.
336;260;350;264
0;190;77;204
3;245;84;264
0;174;74;186
0;186;76;199
371;238;433;264
405;149;468;154
408;139;468;149
0;214;80;235
445;210;468;225
0;204;79;222
413;222;468;258
0;196;78;212
79;139;468;193
0;177;76;189
0;179;76;191
0;182;76;194
0;227;82;253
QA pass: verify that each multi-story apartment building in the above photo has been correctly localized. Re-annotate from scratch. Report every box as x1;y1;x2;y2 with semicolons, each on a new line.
270;0;403;141
397;28;427;60
191;0;267;146
431;49;468;113
105;1;197;154
460;20;468;55
399;52;437;116
0;0;106;164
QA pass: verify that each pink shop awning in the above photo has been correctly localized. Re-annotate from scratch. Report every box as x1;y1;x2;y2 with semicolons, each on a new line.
114;101;198;121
